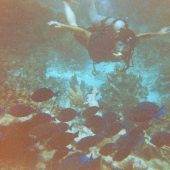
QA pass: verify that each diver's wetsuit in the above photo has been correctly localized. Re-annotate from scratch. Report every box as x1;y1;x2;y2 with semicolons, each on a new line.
74;25;116;63
74;23;137;65
87;26;116;63
116;28;138;66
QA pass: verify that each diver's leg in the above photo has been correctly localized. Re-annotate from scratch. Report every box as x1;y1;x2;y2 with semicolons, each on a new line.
63;1;77;26
89;0;106;24
48;21;91;47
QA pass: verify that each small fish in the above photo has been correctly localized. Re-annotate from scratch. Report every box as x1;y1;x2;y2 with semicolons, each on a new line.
128;126;144;137
29;122;69;143
47;131;78;149
27;112;56;126
9;104;37;117
51;147;70;161
113;131;142;161
56;132;79;148
76;135;104;151
56;122;70;132
45;131;76;150
45;147;71;170
0;122;38;168
103;121;123;138
113;146;132;162
103;111;119;125
82;106;100;118
31;87;59;102
99;143;115;156
85;115;106;134
57;108;78;122
151;132;170;147
126;102;165;122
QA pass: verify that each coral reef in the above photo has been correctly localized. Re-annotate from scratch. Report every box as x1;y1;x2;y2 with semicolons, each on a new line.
0;83;30;107
85;88;100;107
100;69;148;113
66;74;88;108
67;85;85;108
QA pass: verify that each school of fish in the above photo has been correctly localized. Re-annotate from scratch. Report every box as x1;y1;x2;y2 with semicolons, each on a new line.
0;87;168;170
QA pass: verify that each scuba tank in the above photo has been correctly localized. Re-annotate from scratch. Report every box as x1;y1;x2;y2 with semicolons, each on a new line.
87;17;128;33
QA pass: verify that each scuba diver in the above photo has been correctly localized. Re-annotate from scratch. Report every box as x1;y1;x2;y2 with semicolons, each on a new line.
48;0;170;71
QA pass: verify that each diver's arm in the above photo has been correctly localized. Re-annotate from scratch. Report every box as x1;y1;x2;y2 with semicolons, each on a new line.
48;21;91;39
137;26;170;40
137;32;164;39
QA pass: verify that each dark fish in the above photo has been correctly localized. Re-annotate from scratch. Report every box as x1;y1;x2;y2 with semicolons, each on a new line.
103;121;123;138
0;143;38;169
51;148;70;161
46;148;70;170
29;122;69;143
85;115;122;137
103;111;119;125
56;122;70;132
2;122;37;144
83;106;100;118
27;112;55;126
128;126;144;137
151;132;170;147
85;115;106;134
126;102;166;122
57;108;78;122
113;146;132;162
31;87;58;102
9;104;36;117
113;130;142;161
60;132;79;145
99;143;115;156
76;135;104;151
134;122;150;130
46;132;78;150
2;114;56;142
60;132;79;147
0;122;38;167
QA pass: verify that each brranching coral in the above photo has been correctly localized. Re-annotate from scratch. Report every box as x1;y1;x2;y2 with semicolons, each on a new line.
67;85;85;108
100;69;148;113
